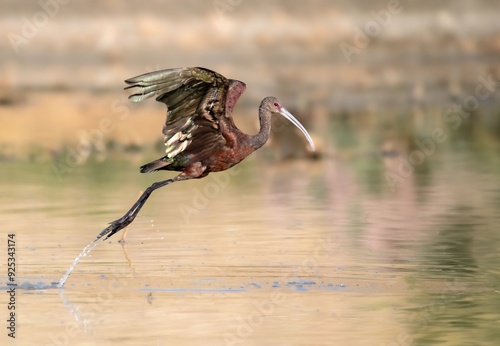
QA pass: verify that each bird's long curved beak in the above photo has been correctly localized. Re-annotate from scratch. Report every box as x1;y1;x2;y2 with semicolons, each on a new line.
279;108;316;152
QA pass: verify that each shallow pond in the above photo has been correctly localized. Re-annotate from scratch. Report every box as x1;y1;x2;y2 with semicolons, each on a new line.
1;127;500;345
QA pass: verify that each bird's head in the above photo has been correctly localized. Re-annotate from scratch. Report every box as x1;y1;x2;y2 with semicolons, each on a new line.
263;96;316;152
266;97;283;113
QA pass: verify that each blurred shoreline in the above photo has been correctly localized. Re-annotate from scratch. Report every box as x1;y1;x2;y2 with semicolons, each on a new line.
1;0;499;160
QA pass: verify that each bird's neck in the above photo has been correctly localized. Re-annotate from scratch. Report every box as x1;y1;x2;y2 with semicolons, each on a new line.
248;101;272;150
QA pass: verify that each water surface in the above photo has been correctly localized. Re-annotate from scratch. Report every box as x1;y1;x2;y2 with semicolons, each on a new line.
1;128;499;345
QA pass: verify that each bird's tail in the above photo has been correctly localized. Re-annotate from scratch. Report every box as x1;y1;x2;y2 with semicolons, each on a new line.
140;158;172;173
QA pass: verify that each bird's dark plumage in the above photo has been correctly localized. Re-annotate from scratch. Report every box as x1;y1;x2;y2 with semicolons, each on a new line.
125;67;243;173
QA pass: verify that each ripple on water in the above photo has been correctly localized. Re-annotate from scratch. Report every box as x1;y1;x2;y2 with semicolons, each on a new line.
0;281;59;290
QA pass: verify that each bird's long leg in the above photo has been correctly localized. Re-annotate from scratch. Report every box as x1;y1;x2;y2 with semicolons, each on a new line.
94;179;175;242
119;190;143;243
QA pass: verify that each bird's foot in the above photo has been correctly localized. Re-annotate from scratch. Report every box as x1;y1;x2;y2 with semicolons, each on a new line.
94;216;133;242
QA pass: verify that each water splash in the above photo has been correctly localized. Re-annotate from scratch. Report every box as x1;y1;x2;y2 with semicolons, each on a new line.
57;237;105;288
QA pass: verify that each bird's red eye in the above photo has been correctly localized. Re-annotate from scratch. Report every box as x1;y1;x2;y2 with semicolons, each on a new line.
274;102;280;108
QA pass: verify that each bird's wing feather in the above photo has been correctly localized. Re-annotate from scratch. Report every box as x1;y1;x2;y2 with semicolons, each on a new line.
124;67;230;162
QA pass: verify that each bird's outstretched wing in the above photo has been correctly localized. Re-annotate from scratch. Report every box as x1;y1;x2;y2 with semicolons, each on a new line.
124;67;230;170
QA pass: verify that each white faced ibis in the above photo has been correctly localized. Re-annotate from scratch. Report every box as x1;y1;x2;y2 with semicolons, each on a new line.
95;67;315;241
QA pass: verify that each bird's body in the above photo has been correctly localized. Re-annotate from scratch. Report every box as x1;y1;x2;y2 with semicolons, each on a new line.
95;67;315;241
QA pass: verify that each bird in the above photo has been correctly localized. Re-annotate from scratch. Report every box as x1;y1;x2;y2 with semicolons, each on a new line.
94;67;315;242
